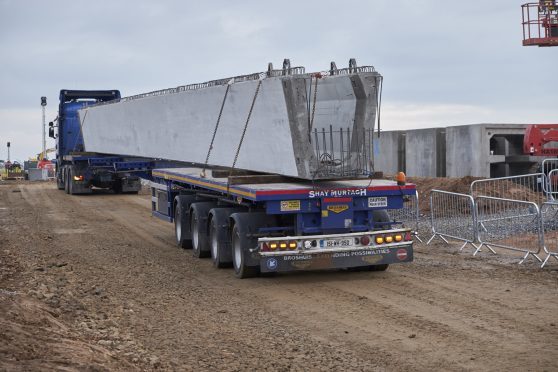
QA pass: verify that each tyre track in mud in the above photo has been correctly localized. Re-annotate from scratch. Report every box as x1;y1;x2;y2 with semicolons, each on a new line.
2;182;558;371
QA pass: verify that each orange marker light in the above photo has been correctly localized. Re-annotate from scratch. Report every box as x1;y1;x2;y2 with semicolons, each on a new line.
396;172;406;186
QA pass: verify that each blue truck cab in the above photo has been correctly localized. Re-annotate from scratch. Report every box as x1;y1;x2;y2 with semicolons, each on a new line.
49;90;142;194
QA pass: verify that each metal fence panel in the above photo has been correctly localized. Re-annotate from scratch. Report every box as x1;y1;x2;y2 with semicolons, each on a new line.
426;190;478;251
470;173;550;206
475;196;542;264
541;158;558;176
387;190;422;242
547;169;558;201
540;201;558;268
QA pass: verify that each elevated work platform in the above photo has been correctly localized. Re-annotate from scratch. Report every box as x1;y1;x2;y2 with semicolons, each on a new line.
79;60;382;180
522;2;558;47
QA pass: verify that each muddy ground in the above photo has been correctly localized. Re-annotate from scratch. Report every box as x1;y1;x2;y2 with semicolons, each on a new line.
1;181;557;371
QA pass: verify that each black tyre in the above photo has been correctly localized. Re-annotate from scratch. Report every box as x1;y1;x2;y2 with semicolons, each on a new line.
372;210;391;230
368;264;389;272
190;202;218;258
68;168;74;195
174;195;197;249
231;223;259;279
364;210;392;272
64;168;70;194
209;208;243;268
56;171;64;190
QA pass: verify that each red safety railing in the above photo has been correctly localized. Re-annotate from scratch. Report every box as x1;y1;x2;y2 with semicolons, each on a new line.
522;2;558;46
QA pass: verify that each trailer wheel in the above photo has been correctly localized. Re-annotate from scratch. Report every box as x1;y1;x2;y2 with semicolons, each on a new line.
368;264;389;271
190;202;218;258
230;212;275;279
231;222;259;279
208;208;243;268
174;195;197;249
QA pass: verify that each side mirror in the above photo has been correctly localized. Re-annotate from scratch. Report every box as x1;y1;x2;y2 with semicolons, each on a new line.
49;121;53;127
48;127;55;138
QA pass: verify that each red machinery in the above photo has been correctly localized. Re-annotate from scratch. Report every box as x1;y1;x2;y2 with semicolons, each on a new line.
522;2;558;46
523;124;558;156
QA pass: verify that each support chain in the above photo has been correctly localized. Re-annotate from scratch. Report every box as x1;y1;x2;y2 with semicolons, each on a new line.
227;80;263;191
309;73;321;132
200;83;231;178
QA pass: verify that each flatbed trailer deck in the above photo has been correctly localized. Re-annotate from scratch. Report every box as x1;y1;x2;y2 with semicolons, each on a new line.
150;167;416;277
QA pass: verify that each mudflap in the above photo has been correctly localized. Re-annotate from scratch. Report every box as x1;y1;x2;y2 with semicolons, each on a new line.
260;245;413;273
121;177;141;192
71;181;93;194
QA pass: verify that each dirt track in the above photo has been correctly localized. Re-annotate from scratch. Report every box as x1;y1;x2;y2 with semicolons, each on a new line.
1;181;557;371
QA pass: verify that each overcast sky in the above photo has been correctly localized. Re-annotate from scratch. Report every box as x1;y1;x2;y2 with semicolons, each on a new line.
1;0;557;162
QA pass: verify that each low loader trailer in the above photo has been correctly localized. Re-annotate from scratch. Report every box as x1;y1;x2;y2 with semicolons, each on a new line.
150;167;415;278
54;60;417;277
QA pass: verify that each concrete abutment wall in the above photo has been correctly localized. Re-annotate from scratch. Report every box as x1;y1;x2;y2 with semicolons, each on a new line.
374;124;533;178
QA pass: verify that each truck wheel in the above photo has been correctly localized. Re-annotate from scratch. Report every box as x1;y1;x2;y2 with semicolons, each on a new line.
208;208;244;268
68;167;78;195
174;195;197;249
190;202;218;258
64;168;70;194
56;171;64;190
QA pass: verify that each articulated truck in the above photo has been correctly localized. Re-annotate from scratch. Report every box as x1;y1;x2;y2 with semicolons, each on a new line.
52;60;416;278
49;90;143;194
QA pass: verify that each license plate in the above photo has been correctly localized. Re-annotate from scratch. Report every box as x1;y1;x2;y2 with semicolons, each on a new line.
323;238;353;248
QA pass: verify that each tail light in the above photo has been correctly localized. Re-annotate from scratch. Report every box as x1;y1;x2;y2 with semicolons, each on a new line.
395;234;403;242
404;231;412;241
375;236;384;244
263;240;300;251
73;175;84;181
360;235;370;246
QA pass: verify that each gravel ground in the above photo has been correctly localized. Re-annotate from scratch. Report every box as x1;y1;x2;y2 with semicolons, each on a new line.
1;181;557;371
